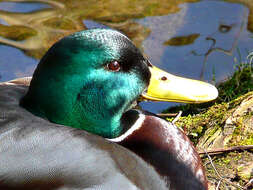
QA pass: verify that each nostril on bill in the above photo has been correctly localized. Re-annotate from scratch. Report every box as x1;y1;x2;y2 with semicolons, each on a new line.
161;76;167;81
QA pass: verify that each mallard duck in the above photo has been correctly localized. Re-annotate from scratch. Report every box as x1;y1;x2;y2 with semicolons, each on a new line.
0;29;218;190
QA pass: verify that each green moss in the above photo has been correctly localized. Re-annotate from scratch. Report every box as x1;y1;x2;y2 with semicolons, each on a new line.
217;64;253;103
222;157;231;164
229;113;253;146
170;102;230;143
204;151;253;187
170;91;253;145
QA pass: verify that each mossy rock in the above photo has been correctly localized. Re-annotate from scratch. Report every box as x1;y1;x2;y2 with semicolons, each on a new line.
198;92;253;149
167;91;253;146
167;91;253;188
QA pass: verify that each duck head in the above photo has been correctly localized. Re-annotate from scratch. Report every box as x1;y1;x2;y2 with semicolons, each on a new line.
21;29;218;138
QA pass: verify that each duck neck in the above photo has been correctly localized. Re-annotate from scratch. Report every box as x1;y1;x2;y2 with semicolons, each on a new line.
110;110;208;190
21;91;124;139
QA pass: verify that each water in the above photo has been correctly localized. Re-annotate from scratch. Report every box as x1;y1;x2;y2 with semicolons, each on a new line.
0;0;253;113
0;2;51;13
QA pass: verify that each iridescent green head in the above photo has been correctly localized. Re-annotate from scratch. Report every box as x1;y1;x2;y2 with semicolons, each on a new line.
21;29;151;138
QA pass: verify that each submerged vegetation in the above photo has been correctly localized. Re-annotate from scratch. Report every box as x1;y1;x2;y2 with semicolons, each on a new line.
0;25;37;41
163;33;200;46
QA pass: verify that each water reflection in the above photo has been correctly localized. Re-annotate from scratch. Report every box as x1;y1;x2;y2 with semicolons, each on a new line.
138;1;253;112
0;1;83;57
0;0;253;113
137;1;250;81
225;0;253;32
0;1;51;13
0;45;37;80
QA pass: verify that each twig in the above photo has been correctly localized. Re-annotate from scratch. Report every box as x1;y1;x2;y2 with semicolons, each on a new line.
204;150;245;190
205;150;223;179
199;145;253;155
172;111;182;124
156;113;178;117
247;52;253;73
215;180;221;190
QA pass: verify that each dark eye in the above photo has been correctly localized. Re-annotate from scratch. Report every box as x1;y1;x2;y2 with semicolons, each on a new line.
107;61;120;72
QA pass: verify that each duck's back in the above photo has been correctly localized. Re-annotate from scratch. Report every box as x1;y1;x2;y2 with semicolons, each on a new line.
0;78;169;190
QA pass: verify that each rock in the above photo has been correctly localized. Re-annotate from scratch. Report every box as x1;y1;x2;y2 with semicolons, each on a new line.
170;91;253;189
197;92;253;150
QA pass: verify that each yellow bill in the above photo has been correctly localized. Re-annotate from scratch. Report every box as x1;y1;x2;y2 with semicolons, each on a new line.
141;66;218;103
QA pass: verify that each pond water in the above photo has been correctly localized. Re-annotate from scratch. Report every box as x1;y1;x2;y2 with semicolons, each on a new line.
0;0;253;113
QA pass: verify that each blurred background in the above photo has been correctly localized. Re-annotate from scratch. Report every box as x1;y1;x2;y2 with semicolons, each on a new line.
0;0;253;113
